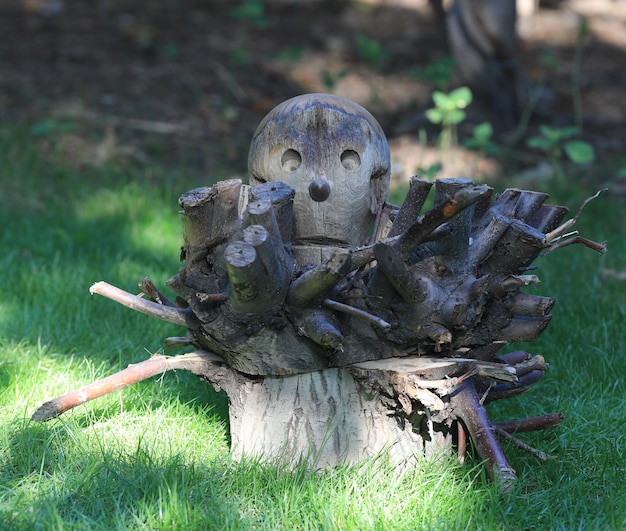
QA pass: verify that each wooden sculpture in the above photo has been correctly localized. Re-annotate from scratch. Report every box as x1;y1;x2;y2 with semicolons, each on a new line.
33;94;605;488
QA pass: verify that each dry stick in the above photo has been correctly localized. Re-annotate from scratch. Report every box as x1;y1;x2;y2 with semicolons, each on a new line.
138;277;176;307
544;188;607;243
31;351;224;422
323;299;391;331
90;281;200;329
450;380;516;489
494;413;565;433
542;235;607;256
494;426;551;462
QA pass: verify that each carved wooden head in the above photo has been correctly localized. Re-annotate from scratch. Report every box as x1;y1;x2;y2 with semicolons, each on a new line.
248;93;390;251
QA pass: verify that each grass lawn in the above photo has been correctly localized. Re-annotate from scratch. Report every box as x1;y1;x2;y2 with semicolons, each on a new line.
1;126;625;529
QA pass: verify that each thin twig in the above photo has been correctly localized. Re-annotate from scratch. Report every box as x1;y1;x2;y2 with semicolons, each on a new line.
138;277;175;306
323;299;391;330
544;188;607;243
494;426;551;462
31;351;223;422
542;236;607;256
90;281;199;329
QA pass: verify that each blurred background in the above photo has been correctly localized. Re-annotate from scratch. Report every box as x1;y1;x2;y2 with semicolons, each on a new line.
2;0;626;192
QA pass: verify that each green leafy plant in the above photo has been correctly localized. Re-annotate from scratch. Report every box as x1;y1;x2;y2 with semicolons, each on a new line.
354;34;391;71
415;162;443;181
321;69;349;90
527;125;595;178
30;119;77;136
230;0;267;28
463;122;501;156
426;86;472;149
410;56;455;90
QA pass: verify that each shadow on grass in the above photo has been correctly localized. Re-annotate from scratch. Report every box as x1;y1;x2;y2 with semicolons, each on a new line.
4;421;244;528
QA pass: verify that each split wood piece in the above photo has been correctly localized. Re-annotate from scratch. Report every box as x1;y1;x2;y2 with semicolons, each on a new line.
528;204;569;234
485;370;545;403
386;177;433;238
449;379;516;488
393;183;491;257
31;350;226;422
468;214;511;270
433;178;475;263
480;219;546;274
90;281;199;329
248;181;295;246
178;180;243;273
349;356;517;396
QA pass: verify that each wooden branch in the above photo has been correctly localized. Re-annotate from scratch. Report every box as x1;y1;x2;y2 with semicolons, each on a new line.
294;310;343;348
246;199;290;269
508;291;555;317
386;177;433;238
528;204;569;233
514;191;549;222
499;315;552;342
432;178;476;262
468;214;510;269
488;274;539;297
287;250;351;308
324;299;391;331
485;370;545;402
31;351;225;422
249;182;295;246
373;243;428;303
544;188;607;243
394;183;491;257
450;380;516;488
224;241;267;314
138;277;176;307
494;426;550;461
481;219;546;273
179;180;243;272
542;235;607;256
90;281;200;329
243;224;289;307
494;413;564;433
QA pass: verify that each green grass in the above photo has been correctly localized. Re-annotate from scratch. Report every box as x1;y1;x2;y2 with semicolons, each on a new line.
1;126;625;529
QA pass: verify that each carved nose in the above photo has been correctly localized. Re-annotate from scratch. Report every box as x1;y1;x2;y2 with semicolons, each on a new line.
309;179;331;202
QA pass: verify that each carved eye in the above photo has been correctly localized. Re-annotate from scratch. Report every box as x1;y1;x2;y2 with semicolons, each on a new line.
340;150;361;171
281;149;302;172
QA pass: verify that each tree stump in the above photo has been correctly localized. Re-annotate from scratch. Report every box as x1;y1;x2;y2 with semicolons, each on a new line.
33;94;605;489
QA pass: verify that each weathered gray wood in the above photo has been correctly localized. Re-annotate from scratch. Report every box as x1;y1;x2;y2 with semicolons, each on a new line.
179;179;243;274
248;93;391;265
386;176;433;238
32;94;607;490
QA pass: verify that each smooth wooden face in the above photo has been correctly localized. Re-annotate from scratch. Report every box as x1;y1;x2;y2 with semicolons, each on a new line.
248;94;391;249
